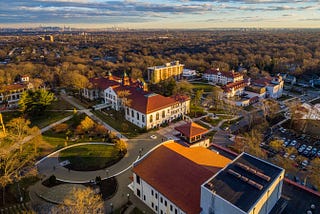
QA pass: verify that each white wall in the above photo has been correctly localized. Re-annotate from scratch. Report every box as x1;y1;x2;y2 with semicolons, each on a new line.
132;173;186;214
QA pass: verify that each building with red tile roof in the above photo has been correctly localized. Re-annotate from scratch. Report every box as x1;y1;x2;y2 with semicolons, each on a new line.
203;68;243;85
175;122;210;147
131;142;231;214
82;72;190;129
0;77;34;108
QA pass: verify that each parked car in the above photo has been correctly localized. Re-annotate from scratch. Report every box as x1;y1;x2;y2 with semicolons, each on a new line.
311;148;317;156
290;140;297;147
317;150;320;157
283;153;289;158
302;159;309;167
289;154;296;160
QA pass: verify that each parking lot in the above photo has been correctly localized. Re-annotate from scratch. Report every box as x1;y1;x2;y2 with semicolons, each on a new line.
263;125;320;168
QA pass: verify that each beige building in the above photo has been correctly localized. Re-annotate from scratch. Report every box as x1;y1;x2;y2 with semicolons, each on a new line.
147;61;184;84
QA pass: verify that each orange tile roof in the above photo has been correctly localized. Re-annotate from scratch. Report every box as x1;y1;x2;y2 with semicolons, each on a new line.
175;122;208;138
0;83;26;92
133;142;231;214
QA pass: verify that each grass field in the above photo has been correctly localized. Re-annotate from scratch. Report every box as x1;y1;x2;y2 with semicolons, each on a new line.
93;110;143;138
191;83;214;92
59;144;122;171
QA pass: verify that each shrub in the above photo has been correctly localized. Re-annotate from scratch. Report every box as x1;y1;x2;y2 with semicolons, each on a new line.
53;123;69;133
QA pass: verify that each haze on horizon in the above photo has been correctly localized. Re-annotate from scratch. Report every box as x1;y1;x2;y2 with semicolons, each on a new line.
0;0;319;29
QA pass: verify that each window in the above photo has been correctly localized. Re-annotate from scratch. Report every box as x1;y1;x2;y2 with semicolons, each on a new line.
175;209;177;214
127;108;129;115
151;190;154;196
165;200;167;206
160;197;163;203
131;110;134;117
136;112;140;120
137;189;141;197
143;195;146;201
155;193;158;199
162;110;165;118
156;113;159;120
170;205;173;211
155;206;158;211
161;211;163;214
142;115;145;123
136;175;140;184
152;202;154;208
150;115;153;123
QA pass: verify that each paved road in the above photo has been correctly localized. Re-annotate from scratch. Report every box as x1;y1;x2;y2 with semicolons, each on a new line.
36;132;164;183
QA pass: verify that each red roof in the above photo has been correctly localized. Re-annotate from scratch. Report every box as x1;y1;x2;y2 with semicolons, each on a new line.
175;122;208;138
205;69;243;78
115;87;189;114
0;83;27;92
252;77;272;87
222;80;247;92
133;143;231;214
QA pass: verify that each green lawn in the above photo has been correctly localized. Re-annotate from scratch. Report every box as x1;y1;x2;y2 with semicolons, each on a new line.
30;111;73;128
47;97;74;110
93;110;143;138
191;83;213;92
59;144;122;171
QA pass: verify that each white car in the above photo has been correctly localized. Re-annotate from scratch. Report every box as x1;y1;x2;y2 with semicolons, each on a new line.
150;135;157;139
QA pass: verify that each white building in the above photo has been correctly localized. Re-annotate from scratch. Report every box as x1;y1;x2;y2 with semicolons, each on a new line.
83;73;190;130
222;80;248;98
0;77;34;108
131;142;232;214
182;69;197;79
131;142;285;214
201;153;285;214
124;93;190;129
203;69;243;85
252;76;284;99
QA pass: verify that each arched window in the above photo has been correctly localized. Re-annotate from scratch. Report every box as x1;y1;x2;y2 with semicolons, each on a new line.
156;113;159;120
150;115;153;123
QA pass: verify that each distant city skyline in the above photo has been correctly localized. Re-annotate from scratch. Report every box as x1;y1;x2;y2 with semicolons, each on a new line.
0;0;319;29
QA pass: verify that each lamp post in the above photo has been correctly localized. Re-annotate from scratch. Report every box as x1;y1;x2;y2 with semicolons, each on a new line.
127;193;130;204
110;203;113;213
106;169;109;178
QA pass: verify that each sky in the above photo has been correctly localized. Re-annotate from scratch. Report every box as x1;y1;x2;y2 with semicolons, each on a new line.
0;0;319;29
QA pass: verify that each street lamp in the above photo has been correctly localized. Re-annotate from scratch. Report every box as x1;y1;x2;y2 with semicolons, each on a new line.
127;193;130;203
110;203;113;213
106;169;109;177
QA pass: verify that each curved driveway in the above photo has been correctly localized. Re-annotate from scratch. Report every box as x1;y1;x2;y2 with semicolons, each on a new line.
36;132;164;183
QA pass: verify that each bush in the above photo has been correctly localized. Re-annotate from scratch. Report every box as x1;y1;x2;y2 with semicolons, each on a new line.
53;123;69;133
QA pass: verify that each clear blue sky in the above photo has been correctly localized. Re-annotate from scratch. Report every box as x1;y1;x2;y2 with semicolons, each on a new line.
0;0;319;28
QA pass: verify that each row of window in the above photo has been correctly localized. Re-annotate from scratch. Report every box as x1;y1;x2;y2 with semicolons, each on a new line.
151;189;178;214
127;108;146;123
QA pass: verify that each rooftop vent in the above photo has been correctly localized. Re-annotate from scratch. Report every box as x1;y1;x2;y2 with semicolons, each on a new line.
236;162;271;181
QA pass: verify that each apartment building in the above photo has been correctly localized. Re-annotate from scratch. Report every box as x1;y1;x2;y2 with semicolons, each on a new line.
147;61;184;84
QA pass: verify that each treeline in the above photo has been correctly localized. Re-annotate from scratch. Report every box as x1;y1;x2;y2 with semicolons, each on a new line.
1;30;320;88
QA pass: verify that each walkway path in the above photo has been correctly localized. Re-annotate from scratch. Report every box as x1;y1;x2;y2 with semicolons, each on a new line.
60;94;127;141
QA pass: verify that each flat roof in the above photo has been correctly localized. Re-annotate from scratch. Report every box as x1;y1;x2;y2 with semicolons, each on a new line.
205;153;284;212
133;142;231;214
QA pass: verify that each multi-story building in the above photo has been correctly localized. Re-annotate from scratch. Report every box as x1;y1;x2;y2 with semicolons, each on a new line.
203;69;243;85
201;153;285;214
222;80;248;98
124;93;190;129
252;75;284;99
131;142;232;214
0;77;34;108
131;142;285;214
83;72;190;129
147;61;184;84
